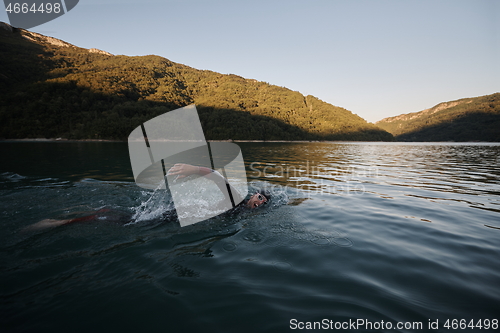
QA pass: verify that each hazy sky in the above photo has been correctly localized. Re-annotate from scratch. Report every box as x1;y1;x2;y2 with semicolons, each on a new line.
2;0;498;122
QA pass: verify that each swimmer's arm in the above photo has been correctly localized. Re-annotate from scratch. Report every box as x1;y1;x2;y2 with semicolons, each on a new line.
199;167;243;205
166;163;199;179
167;163;243;205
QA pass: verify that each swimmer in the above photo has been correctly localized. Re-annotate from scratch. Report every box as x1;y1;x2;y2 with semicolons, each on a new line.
24;164;270;230
166;163;269;209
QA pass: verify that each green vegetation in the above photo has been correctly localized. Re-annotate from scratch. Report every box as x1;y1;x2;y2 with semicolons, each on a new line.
0;24;392;141
376;93;500;142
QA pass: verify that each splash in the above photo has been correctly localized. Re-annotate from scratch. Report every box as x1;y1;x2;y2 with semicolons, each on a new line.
127;179;290;226
128;180;173;225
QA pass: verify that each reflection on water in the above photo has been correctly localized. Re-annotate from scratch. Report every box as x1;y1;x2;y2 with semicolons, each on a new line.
1;141;500;333
242;142;500;197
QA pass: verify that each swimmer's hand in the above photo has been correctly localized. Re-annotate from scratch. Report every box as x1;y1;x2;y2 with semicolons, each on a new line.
167;163;199;180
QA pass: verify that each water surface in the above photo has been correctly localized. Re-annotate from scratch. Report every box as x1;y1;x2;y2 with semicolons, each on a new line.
1;141;499;332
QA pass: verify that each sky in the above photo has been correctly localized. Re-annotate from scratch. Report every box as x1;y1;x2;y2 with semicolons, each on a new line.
1;0;499;122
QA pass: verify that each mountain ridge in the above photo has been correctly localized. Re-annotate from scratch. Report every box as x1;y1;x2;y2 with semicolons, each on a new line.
376;93;500;141
0;22;392;141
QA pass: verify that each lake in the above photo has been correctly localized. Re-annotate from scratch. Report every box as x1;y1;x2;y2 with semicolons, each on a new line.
1;141;499;332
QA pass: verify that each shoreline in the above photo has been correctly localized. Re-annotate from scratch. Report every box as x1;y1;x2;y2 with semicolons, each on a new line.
0;138;498;143
0;138;380;143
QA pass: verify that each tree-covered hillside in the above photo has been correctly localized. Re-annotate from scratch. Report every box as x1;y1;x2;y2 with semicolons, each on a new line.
376;93;500;142
0;23;392;141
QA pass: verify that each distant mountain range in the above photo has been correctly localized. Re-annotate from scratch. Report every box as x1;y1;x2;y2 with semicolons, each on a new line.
376;93;500;142
0;22;392;141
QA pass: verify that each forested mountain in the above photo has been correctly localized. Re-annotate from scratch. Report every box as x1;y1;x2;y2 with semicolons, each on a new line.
0;22;392;141
376;93;500;142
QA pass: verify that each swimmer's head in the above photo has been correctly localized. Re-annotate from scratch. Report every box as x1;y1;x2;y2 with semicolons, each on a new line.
246;190;270;209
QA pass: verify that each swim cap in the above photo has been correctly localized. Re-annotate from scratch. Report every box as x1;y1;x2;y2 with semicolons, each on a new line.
258;189;271;202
